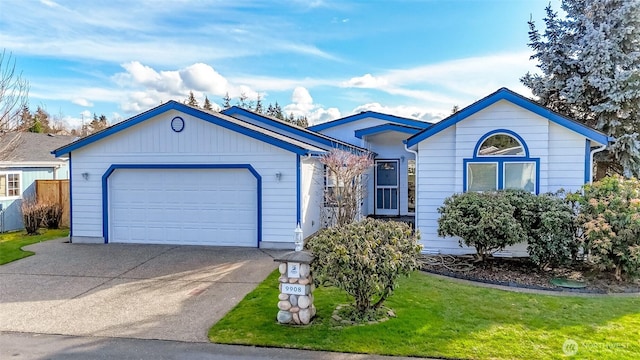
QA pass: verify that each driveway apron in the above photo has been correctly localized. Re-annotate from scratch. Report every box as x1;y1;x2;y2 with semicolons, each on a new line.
0;239;280;342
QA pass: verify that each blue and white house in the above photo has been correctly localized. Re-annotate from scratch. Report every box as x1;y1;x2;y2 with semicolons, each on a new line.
1;132;73;232
54;88;612;254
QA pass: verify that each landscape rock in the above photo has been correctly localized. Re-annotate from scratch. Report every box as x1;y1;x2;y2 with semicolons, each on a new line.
277;310;292;324
279;263;287;274
278;300;292;311
278;293;289;301
299;308;311;324
297;295;310;309
289;294;298;306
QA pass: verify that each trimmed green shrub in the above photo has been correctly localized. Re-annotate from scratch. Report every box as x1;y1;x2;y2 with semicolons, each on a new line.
576;176;640;280
504;190;577;268
438;191;526;261
306;218;421;320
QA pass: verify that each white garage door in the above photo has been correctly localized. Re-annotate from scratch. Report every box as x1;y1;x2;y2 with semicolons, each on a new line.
109;168;257;247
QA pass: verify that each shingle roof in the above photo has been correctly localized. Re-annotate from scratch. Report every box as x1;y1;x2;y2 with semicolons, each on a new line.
0;132;75;162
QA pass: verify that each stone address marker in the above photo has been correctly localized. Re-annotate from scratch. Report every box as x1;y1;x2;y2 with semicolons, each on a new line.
274;250;316;325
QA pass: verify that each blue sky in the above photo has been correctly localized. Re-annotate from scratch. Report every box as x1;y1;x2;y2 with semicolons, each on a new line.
0;0;561;130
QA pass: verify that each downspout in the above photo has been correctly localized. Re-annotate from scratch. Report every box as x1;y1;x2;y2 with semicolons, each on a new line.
589;143;607;184
404;142;418;220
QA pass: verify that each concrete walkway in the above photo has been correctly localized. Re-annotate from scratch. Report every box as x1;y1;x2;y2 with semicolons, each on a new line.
0;238;282;342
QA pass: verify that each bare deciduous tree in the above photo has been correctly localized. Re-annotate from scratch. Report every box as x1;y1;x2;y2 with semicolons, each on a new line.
0;49;29;131
320;149;373;227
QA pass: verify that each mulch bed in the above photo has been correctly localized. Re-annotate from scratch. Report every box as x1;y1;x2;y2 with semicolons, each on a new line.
420;255;640;294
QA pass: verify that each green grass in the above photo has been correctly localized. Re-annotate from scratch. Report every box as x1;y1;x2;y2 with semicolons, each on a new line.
209;271;640;360
0;228;69;265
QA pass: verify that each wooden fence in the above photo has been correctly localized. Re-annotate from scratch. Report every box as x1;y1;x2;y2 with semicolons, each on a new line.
35;180;70;227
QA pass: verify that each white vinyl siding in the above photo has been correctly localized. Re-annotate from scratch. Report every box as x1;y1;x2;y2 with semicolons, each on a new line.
70;109;297;246
416;100;576;256
547;122;588;192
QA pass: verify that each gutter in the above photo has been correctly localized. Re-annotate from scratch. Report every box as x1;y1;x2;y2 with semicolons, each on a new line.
589;143;607;184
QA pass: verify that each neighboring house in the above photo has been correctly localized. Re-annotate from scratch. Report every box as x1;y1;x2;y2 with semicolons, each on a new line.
53;88;612;254
0;132;74;232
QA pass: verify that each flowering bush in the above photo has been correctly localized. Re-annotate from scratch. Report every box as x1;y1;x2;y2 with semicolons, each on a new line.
577;176;640;280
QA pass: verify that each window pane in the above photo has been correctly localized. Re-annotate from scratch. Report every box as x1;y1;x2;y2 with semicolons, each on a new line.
376;162;397;186
7;174;20;196
505;163;536;192
0;174;6;196
468;163;497;192
478;134;524;156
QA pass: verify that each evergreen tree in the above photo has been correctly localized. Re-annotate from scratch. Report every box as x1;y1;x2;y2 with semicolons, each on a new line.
266;103;275;117
272;101;284;120
254;94;263;114
237;92;248;109
33;106;50;133
185;91;199;107
87;114;108;134
222;92;231;108
18;105;32;131
203;96;213;111
522;0;640;177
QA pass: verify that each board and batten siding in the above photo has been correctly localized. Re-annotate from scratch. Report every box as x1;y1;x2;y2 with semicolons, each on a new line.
69;109;298;246
417;100;589;256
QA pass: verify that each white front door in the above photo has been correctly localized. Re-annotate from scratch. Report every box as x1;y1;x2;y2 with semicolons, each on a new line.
375;160;399;216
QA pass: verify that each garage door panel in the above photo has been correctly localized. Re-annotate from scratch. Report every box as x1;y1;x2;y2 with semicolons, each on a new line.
109;168;257;247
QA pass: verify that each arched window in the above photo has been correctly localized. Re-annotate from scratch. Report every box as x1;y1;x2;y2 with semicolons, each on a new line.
464;129;539;193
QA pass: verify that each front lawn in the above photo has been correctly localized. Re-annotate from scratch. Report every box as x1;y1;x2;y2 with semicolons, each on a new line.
209;271;640;360
0;229;69;265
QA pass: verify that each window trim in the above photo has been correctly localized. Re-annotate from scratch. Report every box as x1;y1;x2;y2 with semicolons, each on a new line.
0;170;22;200
464;129;540;194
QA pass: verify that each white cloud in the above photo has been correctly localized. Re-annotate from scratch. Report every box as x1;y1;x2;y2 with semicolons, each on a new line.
352;103;445;122
284;87;341;125
71;98;93;107
179;63;229;95
341;73;388;88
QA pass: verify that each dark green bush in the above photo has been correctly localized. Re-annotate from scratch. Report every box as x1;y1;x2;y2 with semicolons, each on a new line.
504;190;577;268
438;191;526;261
306;218;422;320
438;190;577;267
575;176;640;280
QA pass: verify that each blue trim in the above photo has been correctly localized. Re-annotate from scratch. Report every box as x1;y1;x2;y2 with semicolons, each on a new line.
296;155;301;224
222;106;368;154
354;123;423;139
101;164;262;247
584;139;591;184
53;101;315;157
309;111;432;132
463;158;540;194
472;129;530;158
68;153;73;239
406;88;613;148
463;130;540;194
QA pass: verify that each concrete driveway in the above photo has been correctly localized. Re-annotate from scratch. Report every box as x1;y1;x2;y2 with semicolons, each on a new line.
0;238;281;343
